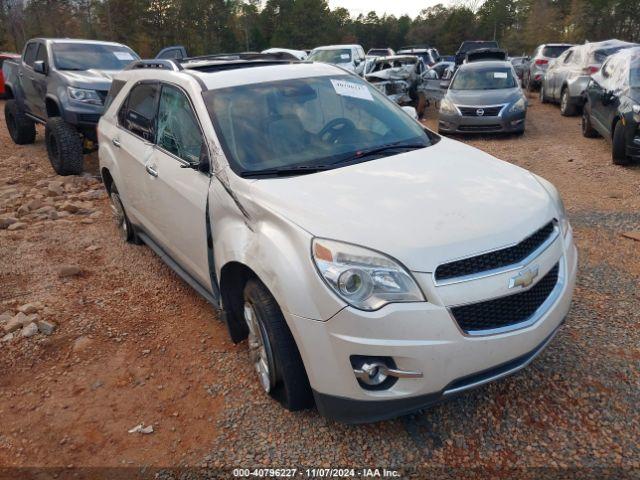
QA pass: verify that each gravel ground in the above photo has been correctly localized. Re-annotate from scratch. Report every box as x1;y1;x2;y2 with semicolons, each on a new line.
0;94;639;478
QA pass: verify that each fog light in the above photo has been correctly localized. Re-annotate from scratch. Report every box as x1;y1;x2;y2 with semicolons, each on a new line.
351;355;422;391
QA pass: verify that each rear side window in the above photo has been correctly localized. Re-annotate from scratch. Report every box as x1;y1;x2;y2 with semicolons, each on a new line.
119;83;159;142
23;43;38;67
105;79;127;111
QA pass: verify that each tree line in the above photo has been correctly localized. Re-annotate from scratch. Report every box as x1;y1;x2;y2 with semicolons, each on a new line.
1;0;639;58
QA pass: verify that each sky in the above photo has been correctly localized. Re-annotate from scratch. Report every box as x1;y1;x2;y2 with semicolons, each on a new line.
327;0;452;18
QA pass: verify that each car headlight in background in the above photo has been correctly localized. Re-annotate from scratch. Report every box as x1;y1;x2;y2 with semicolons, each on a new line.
510;97;527;113
312;238;424;311
439;97;458;115
67;87;103;105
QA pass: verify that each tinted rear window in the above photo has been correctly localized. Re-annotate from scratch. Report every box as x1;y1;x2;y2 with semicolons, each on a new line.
593;46;634;64
542;46;571;58
460;41;498;53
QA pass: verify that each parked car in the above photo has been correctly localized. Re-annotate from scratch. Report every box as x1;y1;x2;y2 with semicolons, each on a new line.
262;48;308;60
0;52;20;98
98;56;576;423
366;48;395;58
524;43;574;92
582;47;640;165
397;46;440;67
465;48;508;63
540;39;638;116
308;44;366;75
510;56;530;80
3;38;140;175
455;40;499;66
425;61;454;80
365;55;426;113
439;60;527;134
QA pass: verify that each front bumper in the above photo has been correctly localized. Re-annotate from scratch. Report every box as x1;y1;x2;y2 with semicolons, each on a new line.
438;107;526;134
288;232;577;423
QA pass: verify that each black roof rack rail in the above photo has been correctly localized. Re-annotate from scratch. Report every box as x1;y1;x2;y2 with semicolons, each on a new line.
125;59;183;71
181;51;300;63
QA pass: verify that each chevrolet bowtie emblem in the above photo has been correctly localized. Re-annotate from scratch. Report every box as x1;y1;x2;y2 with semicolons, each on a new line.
509;266;539;289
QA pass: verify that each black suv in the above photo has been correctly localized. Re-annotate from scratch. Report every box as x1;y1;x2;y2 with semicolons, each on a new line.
582;47;640;165
455;40;499;66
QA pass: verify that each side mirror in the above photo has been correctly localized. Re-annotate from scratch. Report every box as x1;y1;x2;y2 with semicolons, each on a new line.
401;106;419;120
33;60;46;75
602;90;616;105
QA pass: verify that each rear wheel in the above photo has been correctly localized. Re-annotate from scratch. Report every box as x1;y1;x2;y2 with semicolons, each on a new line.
540;84;549;104
4;100;36;145
560;89;578;116
612;121;630;165
581;104;599;138
243;279;313;411
109;184;140;243
45;117;83;175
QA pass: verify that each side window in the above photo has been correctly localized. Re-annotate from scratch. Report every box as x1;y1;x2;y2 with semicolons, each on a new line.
105;79;127;111
35;44;47;70
23;43;38;67
156;85;204;164
119;83;159;141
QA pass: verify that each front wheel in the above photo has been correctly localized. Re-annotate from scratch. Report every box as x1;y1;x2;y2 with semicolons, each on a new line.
243;279;313;411
5;100;36;145
45;117;83;175
612;121;630;165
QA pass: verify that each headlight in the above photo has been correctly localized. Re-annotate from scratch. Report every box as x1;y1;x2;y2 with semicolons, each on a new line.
440;97;458;115
532;174;570;238
312;238;424;311
510;97;527;113
67;87;102;105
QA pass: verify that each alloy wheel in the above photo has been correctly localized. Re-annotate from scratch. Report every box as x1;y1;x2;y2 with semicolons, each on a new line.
243;302;273;393
109;192;129;240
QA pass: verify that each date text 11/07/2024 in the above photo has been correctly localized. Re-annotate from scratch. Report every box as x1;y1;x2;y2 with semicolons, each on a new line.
232;468;401;478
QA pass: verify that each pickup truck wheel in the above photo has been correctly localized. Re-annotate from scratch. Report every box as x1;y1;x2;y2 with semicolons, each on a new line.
243;279;313;411
5;100;36;145
45;118;83;176
612;121;630;165
560;89;578;116
109;185;140;243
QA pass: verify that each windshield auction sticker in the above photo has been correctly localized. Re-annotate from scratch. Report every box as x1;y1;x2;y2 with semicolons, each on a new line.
114;51;135;61
331;79;374;101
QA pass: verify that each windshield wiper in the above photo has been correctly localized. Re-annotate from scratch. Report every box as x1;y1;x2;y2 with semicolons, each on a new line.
332;141;428;165
240;165;331;178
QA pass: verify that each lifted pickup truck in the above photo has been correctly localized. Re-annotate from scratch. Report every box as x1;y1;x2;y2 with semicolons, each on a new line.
3;38;139;175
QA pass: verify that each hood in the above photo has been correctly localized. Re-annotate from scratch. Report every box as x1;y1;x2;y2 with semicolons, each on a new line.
248;138;556;272
447;87;522;106
58;69;118;90
366;65;415;82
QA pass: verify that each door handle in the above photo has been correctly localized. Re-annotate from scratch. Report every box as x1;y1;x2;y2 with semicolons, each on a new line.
145;163;158;177
112;138;121;148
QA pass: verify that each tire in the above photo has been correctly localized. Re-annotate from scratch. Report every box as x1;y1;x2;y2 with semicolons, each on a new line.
560;88;578;116
108;184;140;243
581;104;599;138
45;117;83;176
612;121;630;165
4;100;36;145
540;84;549;104
526;74;535;93
243;279;313;411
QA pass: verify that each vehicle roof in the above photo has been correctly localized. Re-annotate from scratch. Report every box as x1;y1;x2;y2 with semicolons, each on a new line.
458;60;512;70
33;38;130;47
539;43;575;47
312;45;360;51
0;52;20;57
189;62;346;90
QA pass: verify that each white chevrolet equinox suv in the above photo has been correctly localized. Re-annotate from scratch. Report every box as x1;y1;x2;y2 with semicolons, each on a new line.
98;55;578;423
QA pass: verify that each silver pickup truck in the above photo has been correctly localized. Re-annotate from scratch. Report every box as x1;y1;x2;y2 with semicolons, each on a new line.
3;38;141;175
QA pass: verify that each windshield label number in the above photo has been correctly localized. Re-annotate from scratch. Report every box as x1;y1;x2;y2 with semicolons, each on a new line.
331;79;374;102
493;72;508;78
114;51;135;61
